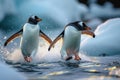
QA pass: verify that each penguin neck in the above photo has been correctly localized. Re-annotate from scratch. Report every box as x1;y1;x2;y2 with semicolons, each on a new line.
66;23;83;31
66;26;80;34
25;23;39;29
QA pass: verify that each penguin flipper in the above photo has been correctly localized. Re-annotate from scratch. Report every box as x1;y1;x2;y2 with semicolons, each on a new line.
48;31;64;51
82;30;95;38
4;29;23;46
40;30;52;44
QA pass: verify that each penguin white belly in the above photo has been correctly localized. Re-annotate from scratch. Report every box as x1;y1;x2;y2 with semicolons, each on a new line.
61;26;81;57
20;23;39;57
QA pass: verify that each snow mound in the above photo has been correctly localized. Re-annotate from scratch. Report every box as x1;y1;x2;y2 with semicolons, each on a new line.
81;18;120;56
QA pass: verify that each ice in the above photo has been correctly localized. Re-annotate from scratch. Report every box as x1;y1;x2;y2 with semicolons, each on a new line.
0;62;26;80
81;18;120;56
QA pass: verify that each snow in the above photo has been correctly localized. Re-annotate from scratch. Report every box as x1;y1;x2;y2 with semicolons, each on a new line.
81;18;120;56
0;62;26;80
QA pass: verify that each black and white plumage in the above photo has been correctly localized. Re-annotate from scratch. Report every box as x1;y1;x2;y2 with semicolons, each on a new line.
4;16;52;62
48;21;95;61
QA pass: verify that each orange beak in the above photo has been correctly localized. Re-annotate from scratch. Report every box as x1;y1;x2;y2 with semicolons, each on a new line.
82;30;95;38
36;18;42;22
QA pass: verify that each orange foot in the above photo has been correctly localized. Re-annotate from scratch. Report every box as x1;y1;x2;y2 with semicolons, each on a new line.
74;55;81;61
24;56;32;62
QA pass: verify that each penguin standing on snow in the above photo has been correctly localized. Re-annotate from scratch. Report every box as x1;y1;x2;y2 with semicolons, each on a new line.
4;15;52;62
48;21;95;61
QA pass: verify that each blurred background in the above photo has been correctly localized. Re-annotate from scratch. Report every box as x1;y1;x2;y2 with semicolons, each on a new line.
0;0;120;32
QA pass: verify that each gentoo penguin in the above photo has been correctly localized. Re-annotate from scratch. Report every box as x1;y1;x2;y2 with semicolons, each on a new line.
48;21;95;61
4;15;52;62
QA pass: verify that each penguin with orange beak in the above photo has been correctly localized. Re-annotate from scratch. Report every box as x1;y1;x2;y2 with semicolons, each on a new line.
4;16;52;62
48;21;95;61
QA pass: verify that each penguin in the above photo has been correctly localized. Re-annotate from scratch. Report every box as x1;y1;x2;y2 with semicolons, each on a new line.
48;21;95;61
4;15;52;62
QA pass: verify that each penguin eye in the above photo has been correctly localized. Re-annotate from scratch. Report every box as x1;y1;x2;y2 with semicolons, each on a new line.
35;16;38;19
78;22;88;30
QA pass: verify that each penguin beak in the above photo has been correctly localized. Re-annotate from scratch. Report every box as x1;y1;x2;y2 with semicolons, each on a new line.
36;18;42;22
85;26;91;30
82;30;95;38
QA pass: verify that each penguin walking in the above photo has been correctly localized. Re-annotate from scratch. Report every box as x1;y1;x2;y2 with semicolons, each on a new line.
48;21;95;61
4;16;52;62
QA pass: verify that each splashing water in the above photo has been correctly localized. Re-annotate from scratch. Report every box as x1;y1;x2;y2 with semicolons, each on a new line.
3;37;91;64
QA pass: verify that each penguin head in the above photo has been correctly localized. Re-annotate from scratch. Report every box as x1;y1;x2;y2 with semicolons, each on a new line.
28;15;42;25
78;21;91;31
78;21;95;38
68;21;91;31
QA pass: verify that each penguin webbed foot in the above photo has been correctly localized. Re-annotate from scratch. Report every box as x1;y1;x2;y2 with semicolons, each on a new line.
24;56;32;62
65;56;73;61
74;55;81;61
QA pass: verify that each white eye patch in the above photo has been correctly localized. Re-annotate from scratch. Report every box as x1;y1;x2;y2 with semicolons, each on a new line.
31;16;35;19
79;22;83;27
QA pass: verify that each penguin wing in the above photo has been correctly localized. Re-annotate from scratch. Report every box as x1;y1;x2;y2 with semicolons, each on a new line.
48;31;64;51
82;30;95;38
39;30;52;44
4;29;23;46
